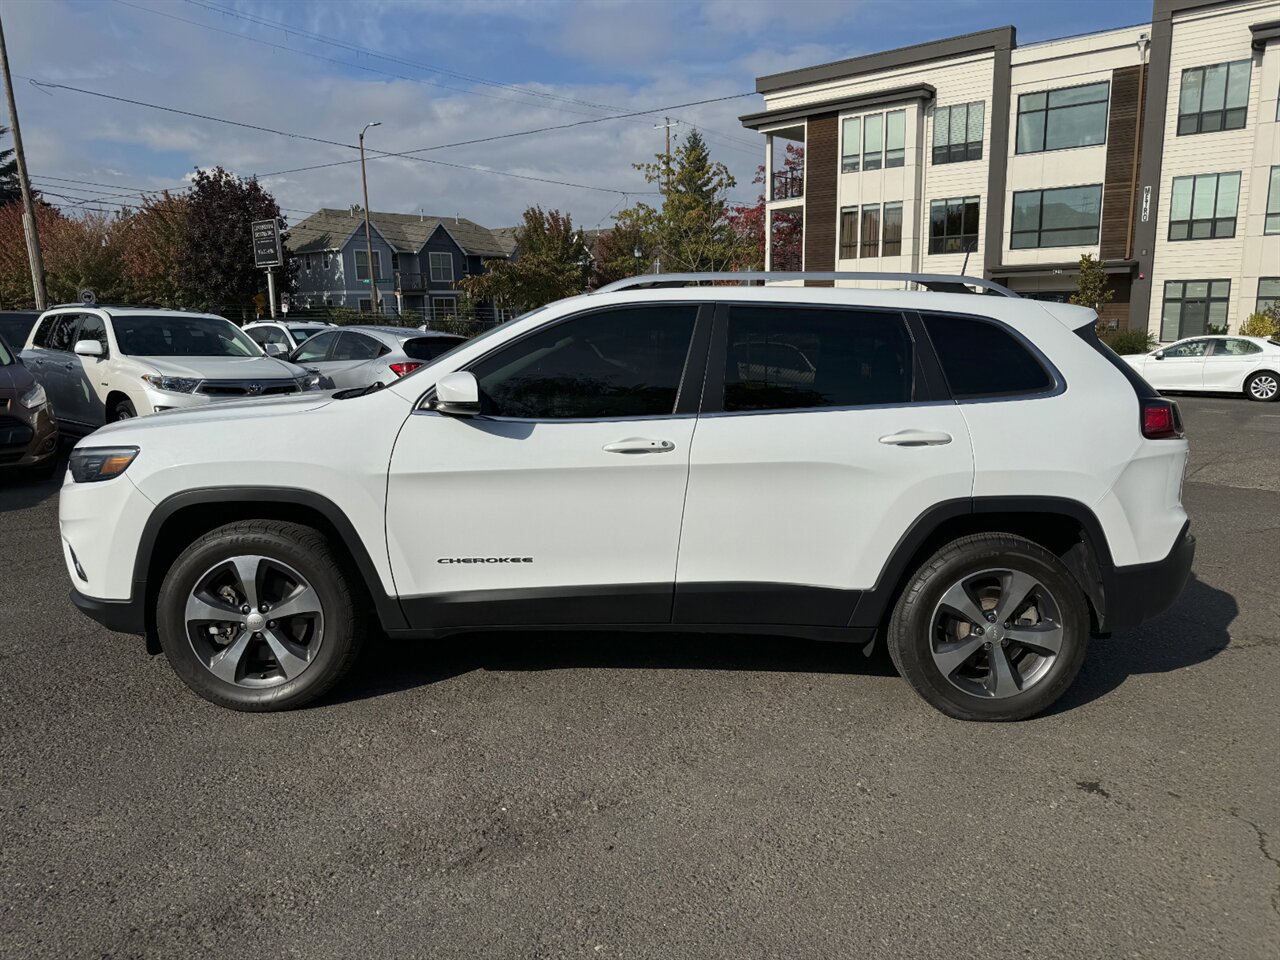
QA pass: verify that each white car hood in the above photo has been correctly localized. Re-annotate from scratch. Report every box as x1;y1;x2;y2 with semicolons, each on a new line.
90;391;336;440
135;354;306;380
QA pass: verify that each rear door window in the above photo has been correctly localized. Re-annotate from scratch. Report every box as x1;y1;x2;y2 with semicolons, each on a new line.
922;313;1053;398
721;305;913;411
33;313;79;350
292;331;339;363
332;332;386;361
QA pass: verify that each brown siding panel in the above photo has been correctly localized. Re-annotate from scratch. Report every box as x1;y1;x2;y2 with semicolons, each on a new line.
804;113;838;285
1100;64;1146;261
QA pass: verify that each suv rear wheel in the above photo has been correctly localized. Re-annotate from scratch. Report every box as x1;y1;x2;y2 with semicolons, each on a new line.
156;520;365;711
887;533;1089;721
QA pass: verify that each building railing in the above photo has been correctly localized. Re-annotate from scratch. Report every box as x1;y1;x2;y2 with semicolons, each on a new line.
771;171;804;201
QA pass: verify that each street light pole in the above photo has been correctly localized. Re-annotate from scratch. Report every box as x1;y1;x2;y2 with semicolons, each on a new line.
0;12;46;310
359;121;381;314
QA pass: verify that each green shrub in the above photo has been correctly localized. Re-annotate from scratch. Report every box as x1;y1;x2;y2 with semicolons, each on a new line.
1239;311;1279;338
1101;326;1157;355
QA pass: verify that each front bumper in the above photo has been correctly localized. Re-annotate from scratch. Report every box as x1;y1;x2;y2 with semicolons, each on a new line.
1099;521;1195;632
69;586;146;635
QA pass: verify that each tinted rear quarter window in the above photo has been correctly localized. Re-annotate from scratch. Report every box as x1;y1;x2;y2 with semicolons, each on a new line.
923;313;1052;398
723;305;913;411
403;336;466;361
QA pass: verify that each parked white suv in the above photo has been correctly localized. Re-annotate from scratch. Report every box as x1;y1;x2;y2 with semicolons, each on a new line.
59;274;1194;721
22;306;315;429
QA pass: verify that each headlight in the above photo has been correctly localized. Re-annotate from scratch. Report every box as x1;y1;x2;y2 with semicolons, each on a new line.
69;446;139;483
18;381;47;409
296;374;320;389
141;374;201;393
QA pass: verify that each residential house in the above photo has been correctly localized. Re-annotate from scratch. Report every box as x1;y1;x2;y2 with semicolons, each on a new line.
286;208;518;320
741;0;1280;339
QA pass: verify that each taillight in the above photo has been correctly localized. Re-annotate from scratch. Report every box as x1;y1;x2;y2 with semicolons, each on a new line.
1141;399;1184;439
389;361;423;377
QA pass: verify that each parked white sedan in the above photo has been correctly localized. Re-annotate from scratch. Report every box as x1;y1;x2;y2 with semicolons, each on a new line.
1124;335;1280;401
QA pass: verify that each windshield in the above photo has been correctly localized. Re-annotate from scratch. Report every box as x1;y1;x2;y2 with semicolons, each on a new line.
113;315;263;358
290;326;327;343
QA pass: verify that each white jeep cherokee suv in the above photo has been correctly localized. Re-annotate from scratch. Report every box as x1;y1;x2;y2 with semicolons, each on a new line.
59;274;1194;721
22;305;315;429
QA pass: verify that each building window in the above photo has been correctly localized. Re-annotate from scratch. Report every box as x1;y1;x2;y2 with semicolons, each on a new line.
1011;185;1103;249
1267;166;1280;234
882;202;903;257
322;252;332;270
884;110;905;168
839;207;857;259
429;251;454;283
304;253;314;270
841;117;860;173
1161;280;1230;341
354;249;382;281
1257;279;1280;314
358;298;373;313
928;196;979;254
431;296;459;318
933;102;984;164
863;113;884;171
1168;172;1240;240
1016;81;1109;154
1177;60;1250;135
860;203;881;258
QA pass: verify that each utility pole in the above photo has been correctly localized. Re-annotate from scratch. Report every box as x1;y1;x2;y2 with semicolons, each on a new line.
359;121;381;314
0;11;46;310
654;117;679;189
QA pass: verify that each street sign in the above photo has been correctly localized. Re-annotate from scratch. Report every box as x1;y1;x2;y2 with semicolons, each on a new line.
77;288;95;304
252;219;283;268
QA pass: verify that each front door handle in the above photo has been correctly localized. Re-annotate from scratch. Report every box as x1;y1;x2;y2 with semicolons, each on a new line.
603;437;675;454
879;429;953;447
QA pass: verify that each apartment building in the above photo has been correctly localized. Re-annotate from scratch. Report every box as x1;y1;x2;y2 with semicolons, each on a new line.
742;0;1280;339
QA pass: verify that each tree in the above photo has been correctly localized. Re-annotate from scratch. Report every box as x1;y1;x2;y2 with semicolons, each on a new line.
1070;253;1113;312
725;144;805;272
176;166;293;318
0;203;128;307
459;206;590;312
118;191;192;307
591;217;653;288
0;126;23;205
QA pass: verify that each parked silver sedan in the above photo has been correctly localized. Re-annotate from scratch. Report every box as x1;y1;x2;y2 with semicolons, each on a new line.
287;325;467;389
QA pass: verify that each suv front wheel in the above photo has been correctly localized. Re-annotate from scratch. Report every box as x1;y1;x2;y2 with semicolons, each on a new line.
157;520;365;711
887;534;1089;721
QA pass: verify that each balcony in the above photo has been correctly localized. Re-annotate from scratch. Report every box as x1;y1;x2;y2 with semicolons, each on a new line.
768;124;805;203
395;271;426;292
771;171;804;201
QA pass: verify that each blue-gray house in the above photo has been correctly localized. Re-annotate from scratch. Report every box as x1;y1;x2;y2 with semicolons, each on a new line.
285;207;517;320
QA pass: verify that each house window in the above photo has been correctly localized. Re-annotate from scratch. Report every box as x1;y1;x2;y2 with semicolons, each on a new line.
863;113;884;171
1168;172;1240;240
1011;185;1103;249
860;204;881;258
429;252;454;283
884;110;905;168
1177;60;1250;135
354;249;382;281
882;202;903;256
839;207;857;259
431;296;458;318
1161;280;1230;341
358;298;373;313
322;252;332;270
933;101;984;164
841;117;860;173
1266;166;1280;234
1257;278;1280;314
1016;81;1109;153
391;253;401;274
928;196;979;254
304;254;314;270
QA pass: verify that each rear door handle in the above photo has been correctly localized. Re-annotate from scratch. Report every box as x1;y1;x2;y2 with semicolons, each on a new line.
879;430;953;447
603;437;676;454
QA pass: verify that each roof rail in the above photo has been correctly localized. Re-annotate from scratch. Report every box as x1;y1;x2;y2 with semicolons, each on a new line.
592;271;1020;298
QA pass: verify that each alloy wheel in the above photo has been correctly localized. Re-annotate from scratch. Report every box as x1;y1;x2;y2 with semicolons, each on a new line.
929;567;1064;700
184;555;324;687
1249;374;1277;400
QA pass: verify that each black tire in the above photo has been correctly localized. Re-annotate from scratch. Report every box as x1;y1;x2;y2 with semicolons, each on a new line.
886;533;1089;722
156;520;365;711
1244;370;1279;402
110;397;137;421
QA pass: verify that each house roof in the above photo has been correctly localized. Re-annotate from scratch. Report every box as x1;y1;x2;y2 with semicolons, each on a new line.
287;208;517;258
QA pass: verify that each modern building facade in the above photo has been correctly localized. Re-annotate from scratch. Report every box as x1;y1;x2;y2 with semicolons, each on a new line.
742;0;1280;339
286;208;516;319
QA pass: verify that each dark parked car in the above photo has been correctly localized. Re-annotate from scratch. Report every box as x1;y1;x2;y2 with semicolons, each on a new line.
0;333;59;478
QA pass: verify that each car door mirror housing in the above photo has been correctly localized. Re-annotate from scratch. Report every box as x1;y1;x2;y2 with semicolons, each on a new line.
74;339;104;358
431;371;481;417
1153;350;1164;360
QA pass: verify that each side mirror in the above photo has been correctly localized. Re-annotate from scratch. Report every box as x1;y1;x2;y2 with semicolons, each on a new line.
1153;350;1165;360
263;342;286;357
431;371;480;417
74;339;104;358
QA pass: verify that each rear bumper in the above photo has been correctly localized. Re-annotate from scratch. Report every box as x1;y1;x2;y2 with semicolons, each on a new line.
1100;521;1195;632
69;587;146;636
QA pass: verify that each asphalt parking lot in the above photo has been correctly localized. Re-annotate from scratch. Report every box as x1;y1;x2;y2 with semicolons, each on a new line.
1;394;1277;959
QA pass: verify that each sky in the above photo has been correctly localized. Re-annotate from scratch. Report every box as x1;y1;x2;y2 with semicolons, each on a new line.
5;0;1153;231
